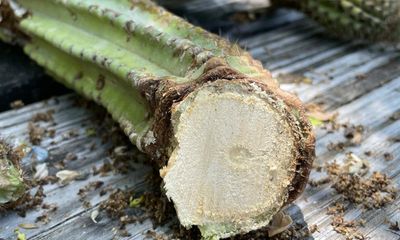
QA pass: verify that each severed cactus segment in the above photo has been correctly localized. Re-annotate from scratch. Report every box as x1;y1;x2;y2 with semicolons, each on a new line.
1;0;314;238
276;0;400;42
0;140;25;205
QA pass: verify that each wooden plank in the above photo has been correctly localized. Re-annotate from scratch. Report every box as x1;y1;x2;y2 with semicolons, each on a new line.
0;95;153;240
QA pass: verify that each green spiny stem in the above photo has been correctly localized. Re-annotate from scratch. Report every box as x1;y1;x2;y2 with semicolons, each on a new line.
1;0;314;238
0;140;25;205
275;0;400;42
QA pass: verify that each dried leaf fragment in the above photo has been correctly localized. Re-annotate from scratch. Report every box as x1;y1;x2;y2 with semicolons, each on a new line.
14;228;26;240
18;223;39;229
267;211;293;237
56;170;80;184
91;209;99;223
129;195;144;208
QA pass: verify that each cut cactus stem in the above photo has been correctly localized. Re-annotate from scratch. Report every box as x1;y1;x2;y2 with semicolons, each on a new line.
0;0;315;238
274;0;400;42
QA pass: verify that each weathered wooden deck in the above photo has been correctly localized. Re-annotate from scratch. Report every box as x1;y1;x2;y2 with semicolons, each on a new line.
1;6;399;240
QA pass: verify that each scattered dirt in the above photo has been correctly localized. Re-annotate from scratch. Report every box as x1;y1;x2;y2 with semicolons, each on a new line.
309;177;330;187
330;214;365;240
8;186;46;217
326;123;365;152
27;110;57;145
326;202;365;239
145;230;169;240
99;189;132;218
383;152;394;161
388;136;400;143
364;151;372;156
343;124;364;145
331;170;396;209
389;221;399;231
309;151;397;240
260;222;315;240
78;181;104;207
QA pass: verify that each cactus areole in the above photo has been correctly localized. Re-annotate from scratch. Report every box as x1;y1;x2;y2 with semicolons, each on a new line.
0;0;315;238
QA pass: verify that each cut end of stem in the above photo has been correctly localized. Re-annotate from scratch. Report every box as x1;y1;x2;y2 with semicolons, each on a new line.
161;80;298;238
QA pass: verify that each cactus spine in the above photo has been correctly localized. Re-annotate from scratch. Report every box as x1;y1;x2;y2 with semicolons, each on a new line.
0;0;315;238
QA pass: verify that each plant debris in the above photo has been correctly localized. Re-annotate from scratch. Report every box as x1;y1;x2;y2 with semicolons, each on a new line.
326;123;365;152
41;203;57;212
77;180;104;207
14;228;26;240
324;157;397;209
344;125;364;145
35;212;49;223
331;215;365;240
389;221;399;231
91;209;99;223
326;202;365;239
305;103;337;127
129;195;144;208
56;170;86;184
10;100;24;109
99;189;132;219
144;230;169;240
18;223;38;229
31;110;54;123
309;177;331;187
383;152;394;161
308;151;398;239
7;185;46;217
28;122;46;145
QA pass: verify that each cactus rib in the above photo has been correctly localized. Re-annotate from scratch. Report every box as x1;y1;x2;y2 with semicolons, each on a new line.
1;0;315;238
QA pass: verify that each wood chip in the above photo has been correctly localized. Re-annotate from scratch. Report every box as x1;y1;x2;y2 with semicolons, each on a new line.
34;163;49;180
91;210;99;223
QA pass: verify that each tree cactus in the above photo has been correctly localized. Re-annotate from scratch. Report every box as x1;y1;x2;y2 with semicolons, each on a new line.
287;0;400;42
0;0;315;238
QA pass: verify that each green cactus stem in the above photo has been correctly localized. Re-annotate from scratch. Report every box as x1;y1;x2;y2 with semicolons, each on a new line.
275;0;400;42
0;140;25;205
0;0;314;238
